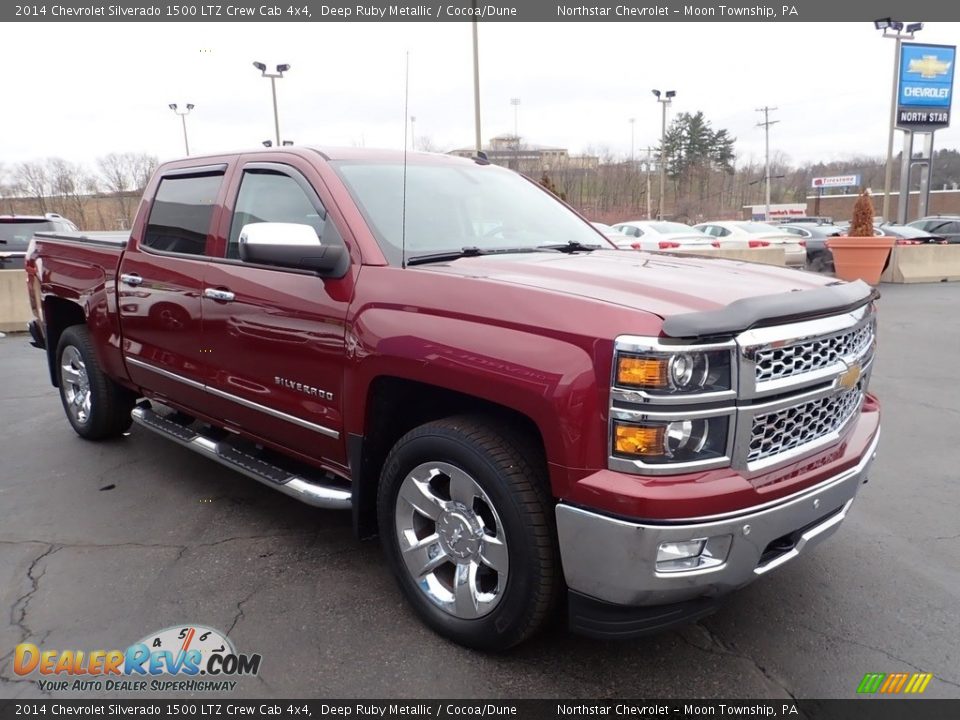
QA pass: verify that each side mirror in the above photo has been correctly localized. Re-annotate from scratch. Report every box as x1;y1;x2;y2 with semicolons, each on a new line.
238;222;348;276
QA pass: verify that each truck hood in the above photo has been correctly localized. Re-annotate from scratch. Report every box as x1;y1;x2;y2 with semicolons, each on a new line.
419;249;839;321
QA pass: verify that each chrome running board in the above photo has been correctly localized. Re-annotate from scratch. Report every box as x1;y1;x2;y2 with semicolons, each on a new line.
131;403;351;510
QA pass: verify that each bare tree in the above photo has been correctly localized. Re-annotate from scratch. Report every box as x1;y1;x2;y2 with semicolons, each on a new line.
48;158;96;228
13;161;52;214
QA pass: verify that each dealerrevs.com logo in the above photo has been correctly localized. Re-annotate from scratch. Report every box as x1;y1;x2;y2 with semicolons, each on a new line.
13;625;262;693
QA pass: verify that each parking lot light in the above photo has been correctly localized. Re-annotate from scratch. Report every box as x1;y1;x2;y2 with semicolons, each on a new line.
653;89;675;220
167;103;195;156
253;61;291;147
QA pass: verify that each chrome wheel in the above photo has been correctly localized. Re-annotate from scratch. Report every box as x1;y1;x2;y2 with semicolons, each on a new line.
394;461;509;619
60;345;92;425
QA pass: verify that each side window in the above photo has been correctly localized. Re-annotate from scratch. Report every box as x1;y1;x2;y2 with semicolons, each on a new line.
227;169;343;260
143;173;223;255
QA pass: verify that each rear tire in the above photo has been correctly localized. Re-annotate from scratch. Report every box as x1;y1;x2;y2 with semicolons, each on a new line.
377;416;560;650
56;325;136;440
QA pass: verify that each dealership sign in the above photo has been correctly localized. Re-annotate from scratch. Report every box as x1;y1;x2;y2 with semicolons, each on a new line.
896;43;955;130
811;175;861;189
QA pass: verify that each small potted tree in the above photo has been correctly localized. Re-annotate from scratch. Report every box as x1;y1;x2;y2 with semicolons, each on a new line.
826;190;894;284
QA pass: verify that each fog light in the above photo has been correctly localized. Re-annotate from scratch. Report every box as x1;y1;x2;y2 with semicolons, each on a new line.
656;535;732;572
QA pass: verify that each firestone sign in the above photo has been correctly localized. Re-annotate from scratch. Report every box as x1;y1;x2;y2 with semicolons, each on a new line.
811;175;861;189
896;42;955;130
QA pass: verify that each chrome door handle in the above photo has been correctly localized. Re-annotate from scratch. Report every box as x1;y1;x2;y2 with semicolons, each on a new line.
119;273;143;287
203;288;235;302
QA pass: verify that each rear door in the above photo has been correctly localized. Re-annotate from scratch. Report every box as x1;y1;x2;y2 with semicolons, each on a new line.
118;165;228;410
200;158;357;470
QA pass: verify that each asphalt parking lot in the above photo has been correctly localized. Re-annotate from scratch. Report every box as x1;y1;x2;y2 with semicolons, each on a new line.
1;282;958;701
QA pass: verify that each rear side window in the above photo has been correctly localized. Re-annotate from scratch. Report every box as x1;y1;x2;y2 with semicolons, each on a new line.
143;173;223;255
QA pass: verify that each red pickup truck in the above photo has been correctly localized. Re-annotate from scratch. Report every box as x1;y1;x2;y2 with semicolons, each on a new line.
25;147;880;650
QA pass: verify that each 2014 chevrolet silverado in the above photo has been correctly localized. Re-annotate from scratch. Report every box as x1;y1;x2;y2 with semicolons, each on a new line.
25;147;880;650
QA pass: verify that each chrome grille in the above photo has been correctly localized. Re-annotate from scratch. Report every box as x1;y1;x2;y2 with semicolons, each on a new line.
748;384;863;463
754;320;873;383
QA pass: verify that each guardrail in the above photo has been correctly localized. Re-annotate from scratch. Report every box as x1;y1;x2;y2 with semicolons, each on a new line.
880;245;960;283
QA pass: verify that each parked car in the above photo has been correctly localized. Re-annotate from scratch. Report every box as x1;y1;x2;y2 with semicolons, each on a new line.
590;222;629;243
779;223;844;272
26;147;881;649
693;221;807;266
610;220;715;251
770;216;834;226
694;220;807;267
906;215;960;243
0;213;78;269
834;222;948;244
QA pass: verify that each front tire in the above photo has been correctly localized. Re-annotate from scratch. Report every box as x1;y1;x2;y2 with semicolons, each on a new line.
377;416;559;650
56;325;136;440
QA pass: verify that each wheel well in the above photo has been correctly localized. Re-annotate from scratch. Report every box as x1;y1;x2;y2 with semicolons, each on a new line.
351;376;548;539
43;297;85;387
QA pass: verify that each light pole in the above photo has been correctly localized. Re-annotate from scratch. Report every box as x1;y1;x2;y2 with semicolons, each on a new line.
168;103;195;156
510;97;521;141
253;61;290;148
471;10;482;155
652;89;675;220
410;116;416;150
875;19;923;222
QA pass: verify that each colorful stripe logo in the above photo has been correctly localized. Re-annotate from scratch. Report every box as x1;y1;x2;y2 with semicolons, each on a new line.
857;672;933;694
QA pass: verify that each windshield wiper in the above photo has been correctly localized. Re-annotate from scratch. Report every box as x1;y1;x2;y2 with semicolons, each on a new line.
406;246;556;266
536;240;602;253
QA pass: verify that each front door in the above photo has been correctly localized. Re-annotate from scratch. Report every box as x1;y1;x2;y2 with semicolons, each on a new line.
201;161;354;471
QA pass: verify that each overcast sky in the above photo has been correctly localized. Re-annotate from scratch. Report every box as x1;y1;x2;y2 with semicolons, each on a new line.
5;21;959;170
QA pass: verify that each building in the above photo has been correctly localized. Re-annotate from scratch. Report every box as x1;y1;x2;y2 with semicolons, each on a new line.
450;135;599;174
804;188;960;222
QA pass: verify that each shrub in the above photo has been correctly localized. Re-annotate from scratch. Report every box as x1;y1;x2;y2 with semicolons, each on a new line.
849;190;875;237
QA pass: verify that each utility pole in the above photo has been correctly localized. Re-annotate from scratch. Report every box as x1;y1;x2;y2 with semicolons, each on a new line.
756;106;779;222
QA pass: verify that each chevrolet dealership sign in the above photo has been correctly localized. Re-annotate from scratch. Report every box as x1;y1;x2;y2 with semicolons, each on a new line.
897;43;955;130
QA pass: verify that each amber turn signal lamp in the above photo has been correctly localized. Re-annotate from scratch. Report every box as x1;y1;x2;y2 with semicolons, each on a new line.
617;356;668;388
614;423;665;457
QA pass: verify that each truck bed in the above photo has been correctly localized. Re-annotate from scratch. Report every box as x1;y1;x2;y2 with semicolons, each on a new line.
33;230;129;247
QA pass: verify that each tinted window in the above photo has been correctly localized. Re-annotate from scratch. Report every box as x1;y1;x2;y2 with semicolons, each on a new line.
0;221;55;248
143;173;223;255
227;170;339;260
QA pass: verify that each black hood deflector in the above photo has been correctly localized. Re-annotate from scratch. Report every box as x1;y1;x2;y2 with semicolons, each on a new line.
661;280;878;340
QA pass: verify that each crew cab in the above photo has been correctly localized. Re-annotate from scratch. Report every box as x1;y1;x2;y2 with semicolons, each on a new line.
25;147;880;649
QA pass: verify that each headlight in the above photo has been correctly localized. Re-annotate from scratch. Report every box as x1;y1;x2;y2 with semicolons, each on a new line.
613;417;729;464
616;349;732;395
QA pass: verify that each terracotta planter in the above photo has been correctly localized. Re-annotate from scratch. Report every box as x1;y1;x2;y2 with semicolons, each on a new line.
826;236;895;285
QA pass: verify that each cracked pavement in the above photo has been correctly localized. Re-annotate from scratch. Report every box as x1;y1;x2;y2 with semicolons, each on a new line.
1;283;958;700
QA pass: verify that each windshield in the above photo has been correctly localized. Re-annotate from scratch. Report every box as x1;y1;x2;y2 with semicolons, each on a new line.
334;161;609;264
0;221;54;246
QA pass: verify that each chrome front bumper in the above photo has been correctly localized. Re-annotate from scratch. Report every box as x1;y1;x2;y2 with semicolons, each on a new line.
556;429;879;607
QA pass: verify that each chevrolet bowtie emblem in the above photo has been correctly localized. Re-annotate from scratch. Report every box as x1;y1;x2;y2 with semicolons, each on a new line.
908;55;952;79
839;363;862;390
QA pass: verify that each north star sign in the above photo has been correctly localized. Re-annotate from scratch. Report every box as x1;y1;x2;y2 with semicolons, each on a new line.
897;42;955;130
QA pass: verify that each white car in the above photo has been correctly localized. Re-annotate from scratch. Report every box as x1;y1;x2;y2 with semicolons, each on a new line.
693;221;806;266
609;221;716;252
590;222;630;243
